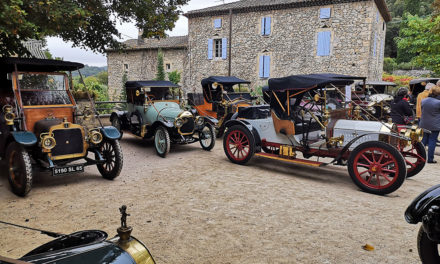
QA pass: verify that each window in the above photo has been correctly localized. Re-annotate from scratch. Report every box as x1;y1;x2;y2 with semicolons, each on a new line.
261;17;271;36
317;31;331;56
376;10;380;23
373;32;377;57
320;8;331;19
208;38;227;60
214;18;222;29
259;55;270;78
166;63;171;70
124;63;129;73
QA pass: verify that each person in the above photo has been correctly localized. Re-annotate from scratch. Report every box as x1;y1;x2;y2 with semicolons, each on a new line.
416;83;435;119
419;85;440;163
390;87;413;125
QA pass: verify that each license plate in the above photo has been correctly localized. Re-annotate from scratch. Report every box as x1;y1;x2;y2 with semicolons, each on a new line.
53;165;84;176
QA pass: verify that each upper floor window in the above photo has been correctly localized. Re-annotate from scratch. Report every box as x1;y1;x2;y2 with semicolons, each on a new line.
123;63;129;73
319;8;331;19
214;18;222;29
261;16;271;36
208;38;227;60
317;31;331;56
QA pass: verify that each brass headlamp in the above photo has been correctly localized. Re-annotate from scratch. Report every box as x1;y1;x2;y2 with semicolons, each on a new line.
3;105;16;126
174;117;184;128
400;126;423;144
40;133;56;150
195;116;204;126
89;128;103;145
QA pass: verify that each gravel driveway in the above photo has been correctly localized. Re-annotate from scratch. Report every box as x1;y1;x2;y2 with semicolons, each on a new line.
0;134;437;263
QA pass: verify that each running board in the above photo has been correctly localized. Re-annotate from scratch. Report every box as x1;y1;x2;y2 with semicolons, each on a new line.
255;153;325;167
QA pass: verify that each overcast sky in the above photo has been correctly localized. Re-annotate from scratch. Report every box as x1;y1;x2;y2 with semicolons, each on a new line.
46;0;238;66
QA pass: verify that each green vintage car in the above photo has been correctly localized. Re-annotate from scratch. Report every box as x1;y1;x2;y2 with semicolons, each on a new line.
110;81;217;157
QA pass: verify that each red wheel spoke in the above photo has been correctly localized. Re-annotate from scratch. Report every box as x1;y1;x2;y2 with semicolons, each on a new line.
361;154;373;164
376;174;381;186
382;168;396;174
377;153;384;163
381;173;392;183
357;163;370;168
405;160;416;168
359;170;369;175
381;160;394;167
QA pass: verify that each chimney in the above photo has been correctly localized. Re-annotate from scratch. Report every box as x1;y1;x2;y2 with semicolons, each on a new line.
137;29;144;45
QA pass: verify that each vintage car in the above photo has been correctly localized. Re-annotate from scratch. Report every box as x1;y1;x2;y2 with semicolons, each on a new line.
0;58;123;196
0;206;155;264
110;81;216;158
405;185;440;264
188;76;254;137
409;78;440;104
223;73;426;195
355;81;397;121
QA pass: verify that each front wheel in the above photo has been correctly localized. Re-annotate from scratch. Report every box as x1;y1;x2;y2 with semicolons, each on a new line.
97;140;123;180
399;142;426;178
199;123;215;151
6;142;33;196
223;125;255;165
154;126;170;158
418;226;440;264
348;141;406;195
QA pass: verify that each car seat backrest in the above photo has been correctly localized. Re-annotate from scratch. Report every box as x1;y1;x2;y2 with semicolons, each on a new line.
271;110;295;136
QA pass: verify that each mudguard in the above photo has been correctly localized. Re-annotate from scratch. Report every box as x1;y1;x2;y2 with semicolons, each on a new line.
110;111;129;129
405;184;440;224
202;116;218;125
100;126;121;140
224;119;262;148
11;131;37;147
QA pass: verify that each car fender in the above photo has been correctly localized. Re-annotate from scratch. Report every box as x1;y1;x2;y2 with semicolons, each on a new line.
224;119;261;147
405;184;440;224
202;116;218;125
100;126;121;140
10;131;37;147
110;111;129;129
144;120;174;138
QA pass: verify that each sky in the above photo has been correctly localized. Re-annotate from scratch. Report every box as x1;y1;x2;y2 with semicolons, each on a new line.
46;0;239;67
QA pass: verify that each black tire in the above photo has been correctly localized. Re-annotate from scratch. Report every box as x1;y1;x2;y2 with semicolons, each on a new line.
223;125;255;165
404;142;427;178
6;142;33;196
97;140;123;180
154;126;170;158
418;225;440;264
199;123;216;151
111;115;123;135
348;141;406;195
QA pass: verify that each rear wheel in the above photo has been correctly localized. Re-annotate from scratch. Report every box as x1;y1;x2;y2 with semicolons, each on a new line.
154;126;170;158
6;142;33;197
418;226;440;264
223;125;255;165
348;141;406;195
97;140;123;180
111;115;122;134
399;142;426;178
199;123;215;151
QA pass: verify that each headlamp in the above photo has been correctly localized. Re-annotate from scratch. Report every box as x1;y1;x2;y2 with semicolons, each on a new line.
89;129;103;144
174;118;184;128
196;116;204;126
40;133;56;150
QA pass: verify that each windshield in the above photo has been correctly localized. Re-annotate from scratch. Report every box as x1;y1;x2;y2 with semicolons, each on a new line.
18;73;73;106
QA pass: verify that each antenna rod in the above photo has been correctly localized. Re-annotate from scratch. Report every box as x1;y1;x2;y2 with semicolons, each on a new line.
0;220;64;238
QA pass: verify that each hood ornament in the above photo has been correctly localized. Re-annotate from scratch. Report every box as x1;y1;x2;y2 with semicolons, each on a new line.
117;205;133;242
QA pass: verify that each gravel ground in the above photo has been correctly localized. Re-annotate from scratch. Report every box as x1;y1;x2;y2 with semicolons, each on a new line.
0;134;438;263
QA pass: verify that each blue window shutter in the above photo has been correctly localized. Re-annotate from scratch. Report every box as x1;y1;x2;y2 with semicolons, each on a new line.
376;11;379;22
261;17;266;35
208;39;213;60
265;17;271;35
263;55;270;78
214;18;222;28
373;33;377;57
320;8;331;19
259;56;264;78
222;38;227;60
317;31;331;56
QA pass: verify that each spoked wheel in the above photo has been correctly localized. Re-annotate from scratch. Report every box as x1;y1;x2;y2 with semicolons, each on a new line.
348;141;406;195
398;142;426;178
97;140;123;180
223;125;255;165
262;145;280;154
6;142;33;197
199;123;216;151
154;126;170;158
418;226;440;264
111;116;122;134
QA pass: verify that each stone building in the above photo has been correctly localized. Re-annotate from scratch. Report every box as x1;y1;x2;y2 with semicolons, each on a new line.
107;36;187;98
108;0;390;95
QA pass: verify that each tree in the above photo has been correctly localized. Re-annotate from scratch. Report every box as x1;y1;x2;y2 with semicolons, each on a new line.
155;49;165;81
167;70;181;85
0;0;189;57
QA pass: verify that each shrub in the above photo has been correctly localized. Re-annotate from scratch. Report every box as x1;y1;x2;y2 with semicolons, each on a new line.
383;57;397;73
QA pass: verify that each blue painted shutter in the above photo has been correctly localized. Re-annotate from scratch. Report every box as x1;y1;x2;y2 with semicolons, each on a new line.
222;38;227;60
317;31;331;56
214;18;222;28
208;39;213;60
263;56;270;78
376;11;379;23
265;17;271;35
380;39;384;60
320;8;331;19
261;17;266;35
373;33;377;57
259;56;264;78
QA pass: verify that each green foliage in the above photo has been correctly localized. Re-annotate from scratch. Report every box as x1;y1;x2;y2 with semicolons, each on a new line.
155;49;165;81
167;70;181;84
96;71;108;86
397;14;440;74
0;0;189;57
71;65;107;77
383;57;397;72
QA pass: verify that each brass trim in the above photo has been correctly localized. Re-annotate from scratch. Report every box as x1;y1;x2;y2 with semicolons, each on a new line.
114;237;156;264
47;122;88;161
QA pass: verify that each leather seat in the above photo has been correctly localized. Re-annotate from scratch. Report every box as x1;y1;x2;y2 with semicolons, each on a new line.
271;110;295;135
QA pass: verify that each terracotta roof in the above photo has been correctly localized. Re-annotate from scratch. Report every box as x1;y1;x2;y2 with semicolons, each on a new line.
114;36;188;51
185;0;391;22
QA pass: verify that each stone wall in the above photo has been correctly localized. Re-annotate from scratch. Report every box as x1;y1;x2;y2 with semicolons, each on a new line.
107;48;187;99
392;70;434;78
184;0;386;92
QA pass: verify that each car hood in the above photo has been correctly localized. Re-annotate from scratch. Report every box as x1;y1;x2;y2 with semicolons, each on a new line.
152;102;185;120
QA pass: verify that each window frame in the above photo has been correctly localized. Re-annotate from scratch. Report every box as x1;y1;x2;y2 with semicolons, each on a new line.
213;18;222;29
214;38;223;58
261;16;272;36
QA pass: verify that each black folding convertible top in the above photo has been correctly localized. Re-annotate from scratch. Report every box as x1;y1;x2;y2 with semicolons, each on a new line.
125;80;180;89
409;78;440;85
268;73;364;91
201;76;250;87
0;57;84;72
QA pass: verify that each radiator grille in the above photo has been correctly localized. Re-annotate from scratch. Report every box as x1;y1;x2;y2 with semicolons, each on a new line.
180;118;195;134
51;128;84;157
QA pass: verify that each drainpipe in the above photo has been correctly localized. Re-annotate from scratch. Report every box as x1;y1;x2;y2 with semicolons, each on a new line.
228;8;233;76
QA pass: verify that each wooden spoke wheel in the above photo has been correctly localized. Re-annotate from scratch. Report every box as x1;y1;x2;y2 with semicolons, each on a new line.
223;125;255;165
199;123;216;151
154;126;170;158
398;142;426;178
6;142;33;197
97;140;123;180
348;141;406;195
